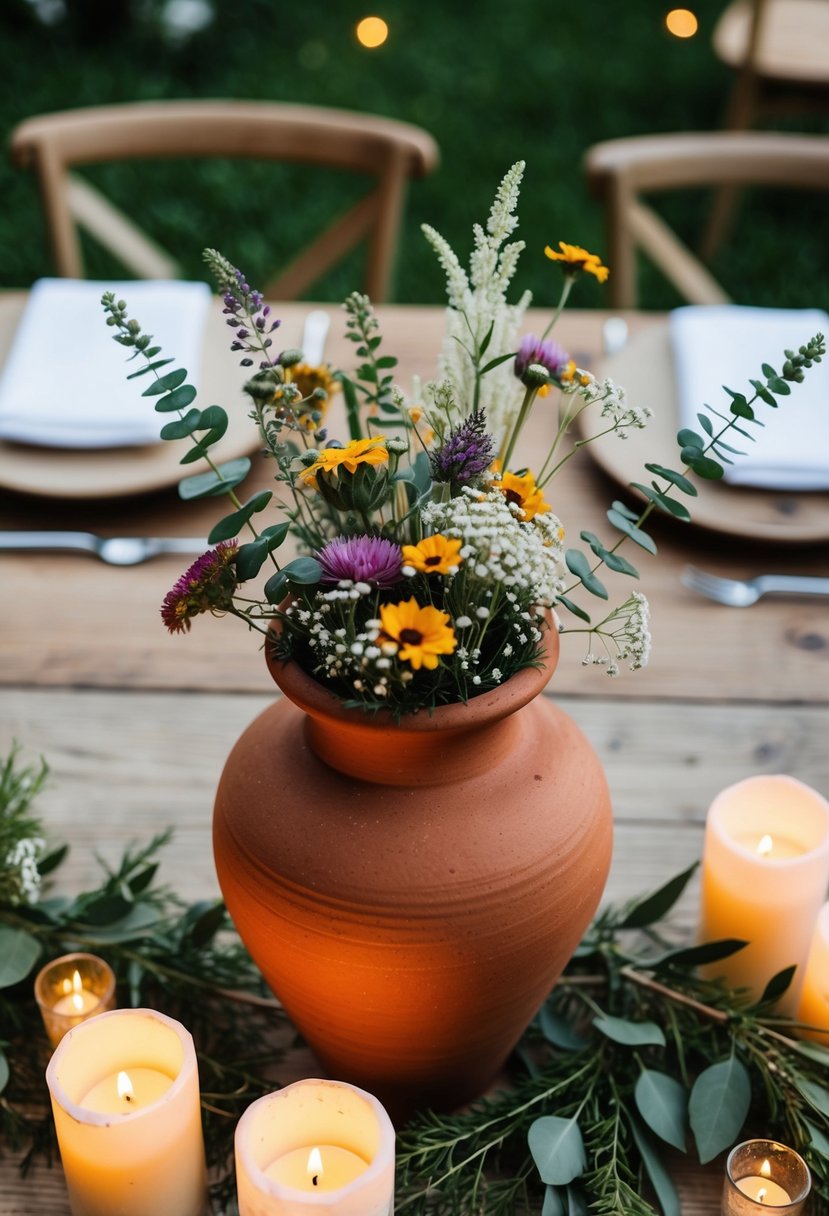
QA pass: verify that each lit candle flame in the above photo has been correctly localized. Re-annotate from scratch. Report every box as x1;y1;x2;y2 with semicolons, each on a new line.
761;1160;772;1178
69;969;85;1012
757;1188;768;1203
757;834;774;857
307;1146;323;1187
117;1071;135;1103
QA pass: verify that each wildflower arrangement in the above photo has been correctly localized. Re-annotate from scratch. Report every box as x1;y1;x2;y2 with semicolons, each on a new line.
103;162;824;715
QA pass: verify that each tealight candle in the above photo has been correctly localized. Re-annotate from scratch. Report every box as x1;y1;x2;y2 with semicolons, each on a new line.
46;1008;207;1216
35;952;116;1047
796;900;829;1043
235;1078;395;1215
723;1140;811;1216
698;775;829;1009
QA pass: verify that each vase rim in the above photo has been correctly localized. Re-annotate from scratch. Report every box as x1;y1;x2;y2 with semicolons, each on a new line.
265;609;560;733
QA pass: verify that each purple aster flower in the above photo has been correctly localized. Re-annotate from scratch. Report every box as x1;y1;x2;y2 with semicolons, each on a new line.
430;409;495;488
317;535;403;588
160;541;240;634
514;334;570;386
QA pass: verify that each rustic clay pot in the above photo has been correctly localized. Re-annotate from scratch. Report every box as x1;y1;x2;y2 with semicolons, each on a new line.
213;620;612;1122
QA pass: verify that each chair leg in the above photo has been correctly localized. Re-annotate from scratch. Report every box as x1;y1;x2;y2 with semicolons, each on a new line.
699;70;759;262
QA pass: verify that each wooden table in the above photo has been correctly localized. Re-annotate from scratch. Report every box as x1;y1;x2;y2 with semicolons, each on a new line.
1;297;828;1214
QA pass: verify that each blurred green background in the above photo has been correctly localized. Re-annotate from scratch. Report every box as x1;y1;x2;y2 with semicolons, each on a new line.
1;0;827;310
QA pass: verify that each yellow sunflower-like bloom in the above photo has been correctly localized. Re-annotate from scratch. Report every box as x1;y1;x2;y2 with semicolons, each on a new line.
401;534;463;575
300;436;388;486
379;597;457;671
493;470;551;521
279;362;339;428
544;241;610;284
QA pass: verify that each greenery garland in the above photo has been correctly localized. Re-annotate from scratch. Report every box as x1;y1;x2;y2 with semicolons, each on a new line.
1;746;828;1215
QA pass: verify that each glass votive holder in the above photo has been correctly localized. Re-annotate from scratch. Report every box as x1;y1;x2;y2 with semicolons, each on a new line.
34;952;116;1047
723;1140;811;1216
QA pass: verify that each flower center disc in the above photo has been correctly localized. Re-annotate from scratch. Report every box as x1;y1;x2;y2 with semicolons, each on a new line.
399;629;424;645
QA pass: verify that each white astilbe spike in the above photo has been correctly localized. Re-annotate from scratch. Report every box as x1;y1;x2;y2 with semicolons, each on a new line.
486;160;525;242
421;223;468;308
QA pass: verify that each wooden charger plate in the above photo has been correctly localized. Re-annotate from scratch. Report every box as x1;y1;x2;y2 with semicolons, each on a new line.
580;321;829;544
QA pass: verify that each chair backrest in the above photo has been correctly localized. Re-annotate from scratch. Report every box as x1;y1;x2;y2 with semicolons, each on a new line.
9;100;440;302
713;0;829;89
583;130;829;308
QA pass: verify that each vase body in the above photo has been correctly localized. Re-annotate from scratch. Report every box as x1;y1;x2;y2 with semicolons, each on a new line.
213;626;612;1121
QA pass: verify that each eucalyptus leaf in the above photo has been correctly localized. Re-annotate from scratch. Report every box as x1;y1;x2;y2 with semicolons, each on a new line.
676;428;703;449
796;1077;829;1118
142;367;187;396
593;1014;666;1048
620;862;699;929
207;491;273;544
629;1115;681;1216
178;457;251;500
607;508;657;555
81;903;160;943
566;1184;588;1216
556;594;591;623
282;556;323;585
539;1005;588;1051
543;1186;566;1216
565;549;608;599
0;926;41;987
683;453;724;480
634;1070;688;1152
154;383;198;413
689;1055;751;1163
643;464;698;496
127;356;174;379
160;409;202;440
804;1119;829;1161
528;1115;587;1185
611;499;639;521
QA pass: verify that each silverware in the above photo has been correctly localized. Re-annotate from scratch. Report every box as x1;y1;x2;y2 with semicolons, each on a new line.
300;309;331;365
0;531;208;566
682;564;829;606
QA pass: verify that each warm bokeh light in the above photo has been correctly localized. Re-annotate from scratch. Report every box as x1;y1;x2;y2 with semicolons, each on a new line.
666;8;698;37
356;16;389;48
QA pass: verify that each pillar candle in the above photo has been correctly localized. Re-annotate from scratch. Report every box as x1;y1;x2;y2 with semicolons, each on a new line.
235;1078;395;1216
46;1008;206;1216
698;775;829;1010
35;953;116;1048
722;1140;811;1216
796;900;829;1043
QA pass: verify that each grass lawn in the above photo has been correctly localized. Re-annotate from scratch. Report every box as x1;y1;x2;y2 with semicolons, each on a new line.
1;0;827;312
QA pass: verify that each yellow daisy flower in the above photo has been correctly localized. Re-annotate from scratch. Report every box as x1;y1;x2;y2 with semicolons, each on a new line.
300;437;388;486
401;534;464;575
544;241;610;283
379;598;457;671
281;362;339;429
493;470;551;521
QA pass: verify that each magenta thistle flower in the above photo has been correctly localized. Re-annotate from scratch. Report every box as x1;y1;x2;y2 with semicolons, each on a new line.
317;535;403;587
514;334;570;386
160;541;240;634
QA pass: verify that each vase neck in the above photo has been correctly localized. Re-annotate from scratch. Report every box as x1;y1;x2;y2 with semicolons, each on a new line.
305;713;522;787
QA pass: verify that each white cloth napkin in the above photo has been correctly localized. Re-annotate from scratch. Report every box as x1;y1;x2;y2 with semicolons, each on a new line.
0;278;211;448
670;305;829;490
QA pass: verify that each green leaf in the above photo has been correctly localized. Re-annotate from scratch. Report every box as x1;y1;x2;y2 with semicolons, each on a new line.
160;409;202;440
728;398;755;420
607;509;658;555
264;570;289;604
767;377;790;396
556;594;591;623
37;843;69;877
154;383;198;413
651;939;747;970
127;357;174;379
543;1186;566;1216
750;379;778;408
480;351;517;375
797;1078;829;1118
142;367;187;396
579;532;640;577
539;1006;588;1052
683;452;724;480
565;548;608;599
0;927;41;987
792;1040;829;1066
630;484;691;521
689;1056;751;1163
178;457;251;500
756;964;797;1006
629;1115;681;1216
620;863;699;929
235;523;291;581
128;863;159;896
208;491;273;543
635;1070;688;1153
0;1050;9;1096
611;499;639;521
374;355;398;369
528;1115;587;1186
676;428;703;450
804;1119;829;1161
593;1014;666;1047
281;556;322;585
81;903;160;943
187;901;227;947
566;1184;587;1216
643;464;698;496
697;414;714;437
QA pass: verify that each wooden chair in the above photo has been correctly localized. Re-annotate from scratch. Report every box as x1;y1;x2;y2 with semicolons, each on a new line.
9;100;440;302
704;0;829;256
583;130;829;309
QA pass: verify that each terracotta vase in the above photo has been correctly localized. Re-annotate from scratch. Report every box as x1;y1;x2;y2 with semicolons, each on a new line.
213;621;612;1122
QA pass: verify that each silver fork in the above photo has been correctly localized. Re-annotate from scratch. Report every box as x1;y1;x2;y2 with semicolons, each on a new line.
0;531;208;566
682;564;829;606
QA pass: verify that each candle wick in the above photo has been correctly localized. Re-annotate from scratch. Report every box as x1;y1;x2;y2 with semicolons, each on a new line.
312;1175;319;1187
124;1094;133;1103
